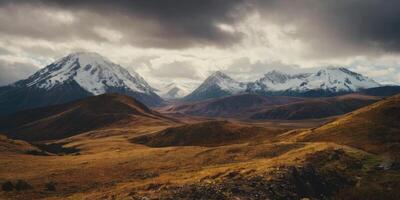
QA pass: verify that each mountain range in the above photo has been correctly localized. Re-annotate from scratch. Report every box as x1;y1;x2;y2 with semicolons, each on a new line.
0;52;397;116
184;67;381;102
248;67;380;94
0;52;163;115
1;52;400;199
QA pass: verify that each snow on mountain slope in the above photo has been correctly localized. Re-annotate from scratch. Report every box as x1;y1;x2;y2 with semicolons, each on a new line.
247;70;309;92
248;67;380;94
156;82;195;99
0;52;163;115
300;67;380;92
195;71;245;94
23;52;154;95
183;71;246;102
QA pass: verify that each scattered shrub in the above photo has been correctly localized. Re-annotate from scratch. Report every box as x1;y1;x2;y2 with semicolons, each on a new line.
1;181;14;192
15;180;33;191
45;181;57;191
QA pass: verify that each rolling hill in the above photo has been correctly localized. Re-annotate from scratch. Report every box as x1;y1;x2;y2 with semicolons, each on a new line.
0;135;43;154
361;85;400;97
251;94;380;120
163;93;380;120
131;120;282;147
1;94;399;200
0;93;174;141
163;93;303;118
289;94;400;156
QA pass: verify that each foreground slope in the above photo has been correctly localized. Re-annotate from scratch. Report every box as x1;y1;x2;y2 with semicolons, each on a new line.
288;94;400;156
1;93;399;199
0;94;174;141
0;52;163;115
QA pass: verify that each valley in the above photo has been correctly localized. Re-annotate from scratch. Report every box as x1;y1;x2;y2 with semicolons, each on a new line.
1;53;400;200
1;92;400;199
2;1;400;199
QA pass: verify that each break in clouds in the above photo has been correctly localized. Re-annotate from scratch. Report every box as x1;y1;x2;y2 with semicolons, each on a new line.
1;0;400;87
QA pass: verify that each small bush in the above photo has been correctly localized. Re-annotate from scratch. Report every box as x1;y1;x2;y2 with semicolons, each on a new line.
15;180;33;191
45;181;57;191
1;181;14;191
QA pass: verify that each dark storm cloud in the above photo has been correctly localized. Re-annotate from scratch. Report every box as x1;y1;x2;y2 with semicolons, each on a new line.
1;0;400;54
253;0;400;56
0;0;246;48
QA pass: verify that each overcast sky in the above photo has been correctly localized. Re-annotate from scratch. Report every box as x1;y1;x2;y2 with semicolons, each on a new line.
1;0;400;87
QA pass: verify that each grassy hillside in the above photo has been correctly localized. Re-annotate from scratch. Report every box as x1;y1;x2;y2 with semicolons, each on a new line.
131;120;285;147
0;94;176;141
251;94;379;120
1;95;399;199
291;94;400;157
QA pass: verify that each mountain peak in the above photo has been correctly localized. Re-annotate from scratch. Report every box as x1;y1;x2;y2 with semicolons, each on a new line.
60;52;112;69
155;82;193;100
0;52;164;114
304;67;380;92
325;66;347;70
209;71;230;79
261;70;294;85
265;70;290;76
183;71;245;102
265;70;288;75
319;66;360;76
22;52;157;96
204;71;240;86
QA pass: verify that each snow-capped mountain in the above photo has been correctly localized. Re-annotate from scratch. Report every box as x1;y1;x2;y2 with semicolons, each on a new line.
0;52;163;115
247;67;380;96
182;67;381;102
302;67;380;92
23;52;156;95
155;83;195;100
183;71;246;102
247;70;310;93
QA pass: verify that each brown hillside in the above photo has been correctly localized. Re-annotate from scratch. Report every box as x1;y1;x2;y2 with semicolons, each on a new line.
0;134;43;154
251;94;379;120
292;94;400;156
161;93;303;118
131;120;282;147
0;94;175;141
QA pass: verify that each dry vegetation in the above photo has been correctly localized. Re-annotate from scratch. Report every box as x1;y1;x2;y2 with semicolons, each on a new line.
1;94;400;199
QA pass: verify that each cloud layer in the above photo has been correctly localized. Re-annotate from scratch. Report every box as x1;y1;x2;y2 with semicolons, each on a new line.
0;0;400;87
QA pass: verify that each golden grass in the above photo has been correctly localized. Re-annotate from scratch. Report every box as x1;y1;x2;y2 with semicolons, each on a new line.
1;95;399;199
